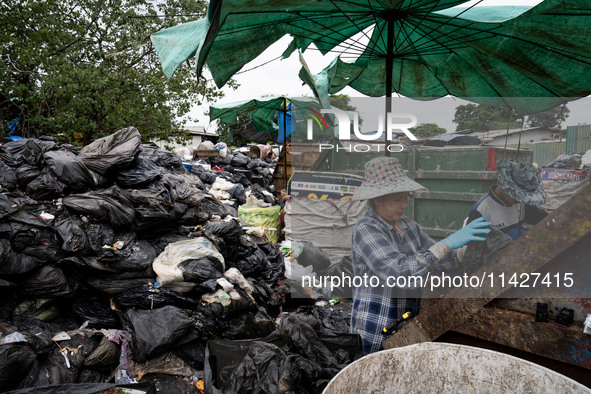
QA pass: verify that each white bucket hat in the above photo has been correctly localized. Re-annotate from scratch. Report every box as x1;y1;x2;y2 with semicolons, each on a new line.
353;157;426;200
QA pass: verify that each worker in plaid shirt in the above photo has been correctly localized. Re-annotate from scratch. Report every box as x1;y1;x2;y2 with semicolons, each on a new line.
350;157;491;354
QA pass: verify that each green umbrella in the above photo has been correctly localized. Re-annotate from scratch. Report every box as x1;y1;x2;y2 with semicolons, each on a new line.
152;0;591;153
209;95;327;142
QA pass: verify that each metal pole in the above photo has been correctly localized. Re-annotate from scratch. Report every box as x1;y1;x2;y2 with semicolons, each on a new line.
282;97;288;189
385;18;394;157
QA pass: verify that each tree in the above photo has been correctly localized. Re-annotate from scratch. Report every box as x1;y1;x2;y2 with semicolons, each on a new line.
329;94;362;125
526;105;570;128
453;104;522;132
0;0;224;145
409;123;447;139
216;113;253;148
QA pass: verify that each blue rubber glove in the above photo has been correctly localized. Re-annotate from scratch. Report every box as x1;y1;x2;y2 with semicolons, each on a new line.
441;216;491;250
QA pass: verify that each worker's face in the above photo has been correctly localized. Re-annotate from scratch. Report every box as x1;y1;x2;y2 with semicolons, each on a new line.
373;192;409;225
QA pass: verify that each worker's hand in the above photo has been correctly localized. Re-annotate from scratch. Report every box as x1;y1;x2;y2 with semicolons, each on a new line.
441;216;491;250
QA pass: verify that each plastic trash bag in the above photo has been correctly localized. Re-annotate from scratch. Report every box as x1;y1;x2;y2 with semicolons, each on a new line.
79;127;141;174
203;219;243;243
63;186;135;227
0;160;17;190
0;239;39;275
120;305;197;363
54;213;90;253
0;138;56;167
26;168;68;200
0;343;36;391
71;298;120;329
15;164;41;189
84;336;121;367
18;265;79;298
152;238;225;285
115;156;163;188
43;150;95;190
111;284;198;311
178;256;224;284
138;143;184;171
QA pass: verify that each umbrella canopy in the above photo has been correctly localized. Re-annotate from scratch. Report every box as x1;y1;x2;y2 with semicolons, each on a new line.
152;0;591;111
209;96;329;142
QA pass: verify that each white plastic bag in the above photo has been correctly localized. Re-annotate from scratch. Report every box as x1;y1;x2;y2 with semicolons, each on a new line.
152;238;224;285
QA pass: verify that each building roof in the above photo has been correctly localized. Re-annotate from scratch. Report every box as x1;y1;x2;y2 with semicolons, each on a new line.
185;125;218;137
456;126;564;140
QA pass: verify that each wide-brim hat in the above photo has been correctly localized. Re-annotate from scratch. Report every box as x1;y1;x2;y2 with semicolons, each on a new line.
353;157;426;201
497;159;547;206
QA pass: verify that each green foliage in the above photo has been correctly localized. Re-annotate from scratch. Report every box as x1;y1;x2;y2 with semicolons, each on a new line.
329;94;362;125
453;104;522;132
410;123;447;139
526;105;570;128
0;0;223;145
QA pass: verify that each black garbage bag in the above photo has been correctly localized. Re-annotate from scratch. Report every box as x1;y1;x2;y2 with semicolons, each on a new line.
223;341;323;394
120;305;197;363
0;138;56;167
26;169;68;200
84;336;121;368
221;308;276;340
62;186;135;227
0;160;17;190
191;165;217;184
15;164;41;190
0;194;19;220
111;284;198;311
43;150;95;190
298;242;332;273
54;213;90;253
115;156;163;188
226;246;272;280
138;373;197;394
86;276;155;295
292;302;353;336
18;264;79;298
231;171;251;188
79;127;141;174
84;221;116;254
171;182;206;206
230;153;250;167
0;239;39;275
188;304;223;340
180;195;228;225
203;219;243;243
173;339;207;370
247;158;268;170
72;298;120;329
9;382;155;394
138;143;184;170
258;241;285;283
279;314;340;372
102;240;157;273
4;319;54;356
77;369;109;383
178;255;224;283
0;343;36;391
229;184;247;205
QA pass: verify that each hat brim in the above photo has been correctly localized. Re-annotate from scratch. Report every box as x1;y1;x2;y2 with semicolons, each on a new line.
499;178;547;205
352;178;426;201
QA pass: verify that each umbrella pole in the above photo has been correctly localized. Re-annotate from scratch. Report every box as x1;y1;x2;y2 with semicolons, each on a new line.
282;97;287;190
385;18;394;157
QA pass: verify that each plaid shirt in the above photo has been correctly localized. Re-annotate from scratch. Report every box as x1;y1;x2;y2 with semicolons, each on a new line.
350;208;456;354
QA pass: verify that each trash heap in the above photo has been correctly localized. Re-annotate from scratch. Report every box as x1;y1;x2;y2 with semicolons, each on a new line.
0;127;359;393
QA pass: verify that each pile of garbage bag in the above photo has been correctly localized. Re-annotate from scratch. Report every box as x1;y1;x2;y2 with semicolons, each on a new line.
0;128;358;393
